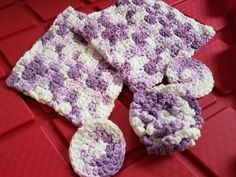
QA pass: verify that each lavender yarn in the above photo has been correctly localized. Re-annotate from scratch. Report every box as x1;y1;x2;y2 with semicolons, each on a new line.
6;7;123;126
129;84;203;155
64;0;215;92
69;119;126;177
166;57;214;98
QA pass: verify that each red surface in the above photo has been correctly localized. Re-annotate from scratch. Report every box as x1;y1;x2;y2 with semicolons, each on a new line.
26;0;83;21
0;65;5;78
0;126;75;177
0;81;35;136
77;6;94;14
53;117;77;143
0;0;236;177
0;0;14;8
109;100;141;153
118;155;197;177
198;93;217;110
0;27;44;66
175;0;228;31
94;0;117;10
188;107;236;177
39;103;55;113
0;5;35;39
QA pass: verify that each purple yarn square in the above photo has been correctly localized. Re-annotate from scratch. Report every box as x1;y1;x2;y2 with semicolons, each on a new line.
64;0;215;92
6;8;123;126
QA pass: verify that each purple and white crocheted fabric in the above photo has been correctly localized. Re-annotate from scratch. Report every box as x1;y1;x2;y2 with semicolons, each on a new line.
64;0;215;92
6;8;123;126
166;57;214;98
129;84;203;155
69;119;126;177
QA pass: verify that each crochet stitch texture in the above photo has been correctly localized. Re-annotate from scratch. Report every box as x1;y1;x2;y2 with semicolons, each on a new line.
6;8;123;126
64;0;215;92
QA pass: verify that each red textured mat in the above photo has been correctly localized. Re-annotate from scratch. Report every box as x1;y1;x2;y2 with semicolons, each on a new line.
118;155;198;177
0;0;236;177
188;107;236;177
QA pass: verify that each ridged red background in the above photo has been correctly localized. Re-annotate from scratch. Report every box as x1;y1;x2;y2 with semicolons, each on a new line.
0;0;236;177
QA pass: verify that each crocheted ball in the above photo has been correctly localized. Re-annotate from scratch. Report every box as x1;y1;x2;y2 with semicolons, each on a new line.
129;84;203;155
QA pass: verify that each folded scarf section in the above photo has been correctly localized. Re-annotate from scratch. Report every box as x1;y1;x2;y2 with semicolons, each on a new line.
6;9;123;126
63;0;215;92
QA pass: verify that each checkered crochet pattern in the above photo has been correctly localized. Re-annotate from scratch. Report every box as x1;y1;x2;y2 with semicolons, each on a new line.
64;0;215;92
6;8;123;126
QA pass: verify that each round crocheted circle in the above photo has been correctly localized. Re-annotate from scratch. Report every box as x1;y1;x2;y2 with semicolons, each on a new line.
69;119;126;177
166;57;214;98
129;84;203;155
